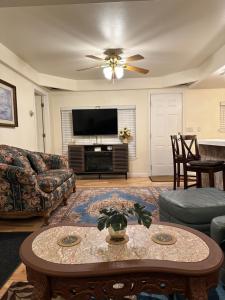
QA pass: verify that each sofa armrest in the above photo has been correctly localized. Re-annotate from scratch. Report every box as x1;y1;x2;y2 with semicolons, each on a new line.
41;153;68;169
0;163;36;186
211;216;225;248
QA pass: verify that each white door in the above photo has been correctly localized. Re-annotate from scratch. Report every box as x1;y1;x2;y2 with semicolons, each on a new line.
150;93;182;176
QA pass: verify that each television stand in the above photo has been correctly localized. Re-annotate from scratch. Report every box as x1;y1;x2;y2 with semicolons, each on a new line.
68;144;128;179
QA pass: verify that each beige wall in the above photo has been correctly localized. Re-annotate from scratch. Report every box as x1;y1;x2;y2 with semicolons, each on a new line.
1;47;225;175
49;90;150;176
0;62;49;151
49;88;225;176
183;89;225;138
1;59;224;175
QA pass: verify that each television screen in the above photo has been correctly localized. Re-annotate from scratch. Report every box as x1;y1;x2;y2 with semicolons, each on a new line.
72;109;118;135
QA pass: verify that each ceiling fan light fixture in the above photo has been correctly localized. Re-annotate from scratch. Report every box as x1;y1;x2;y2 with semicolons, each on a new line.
103;66;113;80
115;66;124;79
79;49;149;80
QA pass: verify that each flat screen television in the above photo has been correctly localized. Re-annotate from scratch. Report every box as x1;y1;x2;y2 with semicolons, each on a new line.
72;109;118;135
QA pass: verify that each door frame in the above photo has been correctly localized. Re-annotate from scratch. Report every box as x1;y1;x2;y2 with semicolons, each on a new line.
149;90;183;176
34;89;51;153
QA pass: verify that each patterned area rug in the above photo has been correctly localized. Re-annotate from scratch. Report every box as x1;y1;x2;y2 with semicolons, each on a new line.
2;187;225;299
49;187;167;225
2;281;225;300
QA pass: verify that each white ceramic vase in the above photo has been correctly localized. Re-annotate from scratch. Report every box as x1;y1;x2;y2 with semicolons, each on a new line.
108;226;126;240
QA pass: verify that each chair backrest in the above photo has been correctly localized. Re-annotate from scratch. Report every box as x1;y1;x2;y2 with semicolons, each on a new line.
180;135;201;162
170;135;180;162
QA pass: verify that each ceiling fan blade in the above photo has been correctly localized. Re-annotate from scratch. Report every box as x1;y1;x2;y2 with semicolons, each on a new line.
86;55;104;61
125;65;149;74
125;54;144;62
76;65;101;71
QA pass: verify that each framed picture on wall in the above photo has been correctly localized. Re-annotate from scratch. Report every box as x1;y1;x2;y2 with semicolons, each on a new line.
0;79;18;127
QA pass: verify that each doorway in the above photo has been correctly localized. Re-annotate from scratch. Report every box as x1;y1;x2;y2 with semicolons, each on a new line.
150;93;182;176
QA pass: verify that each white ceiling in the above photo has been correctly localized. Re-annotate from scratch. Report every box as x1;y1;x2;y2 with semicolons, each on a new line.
0;0;225;80
0;0;144;7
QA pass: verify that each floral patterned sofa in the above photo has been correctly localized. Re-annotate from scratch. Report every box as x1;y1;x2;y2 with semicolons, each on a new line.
0;144;76;224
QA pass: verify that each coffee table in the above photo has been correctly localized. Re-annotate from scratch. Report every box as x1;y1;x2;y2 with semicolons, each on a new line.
20;222;224;300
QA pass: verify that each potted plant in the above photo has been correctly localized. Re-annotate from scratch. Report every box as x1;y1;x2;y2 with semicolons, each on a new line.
119;127;132;144
97;203;152;242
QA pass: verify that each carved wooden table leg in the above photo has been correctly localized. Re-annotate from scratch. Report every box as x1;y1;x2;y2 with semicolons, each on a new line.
26;267;51;300
188;278;208;300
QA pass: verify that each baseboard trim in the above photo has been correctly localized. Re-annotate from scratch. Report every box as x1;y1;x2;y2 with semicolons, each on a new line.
128;172;149;178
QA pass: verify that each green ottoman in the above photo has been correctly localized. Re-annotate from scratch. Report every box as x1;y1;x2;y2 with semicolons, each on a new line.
211;216;225;285
159;188;225;234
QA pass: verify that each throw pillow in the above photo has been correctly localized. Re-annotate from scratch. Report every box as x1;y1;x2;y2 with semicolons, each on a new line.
27;153;48;173
41;154;62;169
13;154;35;174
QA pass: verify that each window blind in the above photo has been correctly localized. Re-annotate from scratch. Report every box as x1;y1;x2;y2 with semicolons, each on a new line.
220;102;225;131
61;107;136;159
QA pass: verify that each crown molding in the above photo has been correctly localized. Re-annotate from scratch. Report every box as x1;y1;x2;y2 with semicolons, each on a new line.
0;41;225;91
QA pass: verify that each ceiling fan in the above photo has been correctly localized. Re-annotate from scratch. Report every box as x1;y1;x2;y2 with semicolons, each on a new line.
76;49;149;80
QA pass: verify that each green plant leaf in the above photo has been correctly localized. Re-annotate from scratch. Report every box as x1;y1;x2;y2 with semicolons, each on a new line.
123;211;130;217
105;218;111;228
99;207;116;216
123;215;128;228
142;217;152;228
138;217;142;225
134;203;145;210
142;210;152;216
110;213;127;231
97;202;152;231
97;215;108;231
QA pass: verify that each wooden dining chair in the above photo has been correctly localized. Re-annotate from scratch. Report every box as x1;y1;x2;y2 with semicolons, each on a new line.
180;135;225;190
170;135;183;190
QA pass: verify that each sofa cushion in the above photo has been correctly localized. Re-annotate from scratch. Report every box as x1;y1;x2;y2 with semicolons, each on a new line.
37;169;74;193
13;154;35;174
0;149;14;165
28;153;48;173
159;188;225;225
